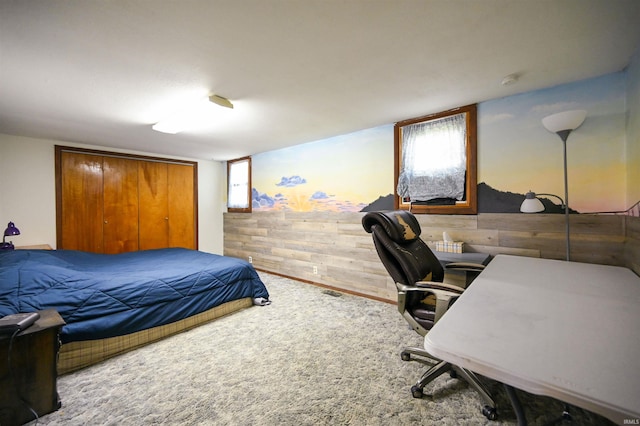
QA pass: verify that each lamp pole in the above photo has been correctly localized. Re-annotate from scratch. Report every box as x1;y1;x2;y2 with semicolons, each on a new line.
557;130;571;261
541;110;586;262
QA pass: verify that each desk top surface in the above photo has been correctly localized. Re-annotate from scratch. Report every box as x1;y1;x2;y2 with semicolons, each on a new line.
424;254;640;424
433;251;492;266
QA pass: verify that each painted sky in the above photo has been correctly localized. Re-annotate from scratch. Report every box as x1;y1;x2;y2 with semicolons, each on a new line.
479;72;627;213
252;125;393;212
251;71;628;214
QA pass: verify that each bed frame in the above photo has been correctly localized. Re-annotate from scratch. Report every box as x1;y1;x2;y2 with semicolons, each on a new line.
58;297;252;375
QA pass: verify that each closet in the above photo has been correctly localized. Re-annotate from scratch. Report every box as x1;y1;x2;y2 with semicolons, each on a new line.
55;146;197;253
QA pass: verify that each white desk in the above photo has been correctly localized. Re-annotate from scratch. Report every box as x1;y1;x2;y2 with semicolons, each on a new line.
424;254;640;424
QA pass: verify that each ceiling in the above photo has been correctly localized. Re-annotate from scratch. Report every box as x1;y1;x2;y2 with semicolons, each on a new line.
1;1;640;161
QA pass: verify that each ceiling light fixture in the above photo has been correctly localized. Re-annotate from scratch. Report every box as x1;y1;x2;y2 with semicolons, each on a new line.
208;94;234;109
152;94;234;134
501;73;519;86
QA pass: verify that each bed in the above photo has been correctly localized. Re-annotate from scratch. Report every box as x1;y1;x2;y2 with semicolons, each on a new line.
0;248;269;374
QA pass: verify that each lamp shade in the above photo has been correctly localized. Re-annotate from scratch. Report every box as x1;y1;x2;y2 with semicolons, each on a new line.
3;221;20;237
542;110;587;133
520;192;545;213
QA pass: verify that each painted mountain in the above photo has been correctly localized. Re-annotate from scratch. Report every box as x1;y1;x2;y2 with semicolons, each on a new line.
478;182;576;214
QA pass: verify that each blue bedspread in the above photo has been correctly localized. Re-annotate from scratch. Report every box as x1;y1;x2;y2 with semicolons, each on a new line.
0;248;269;343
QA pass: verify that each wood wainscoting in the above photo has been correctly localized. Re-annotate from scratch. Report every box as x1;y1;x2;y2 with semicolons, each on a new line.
224;212;634;303
626;215;640;274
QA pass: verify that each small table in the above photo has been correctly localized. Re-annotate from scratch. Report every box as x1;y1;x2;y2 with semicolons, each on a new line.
434;251;492;287
433;251;492;266
424;255;640;425
0;309;65;426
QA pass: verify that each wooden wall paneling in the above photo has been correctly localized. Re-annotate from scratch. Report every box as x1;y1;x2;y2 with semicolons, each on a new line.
59;152;104;252
570;234;625;265
478;213;566;232
415;214;480;230
571;214;624;235
224;211;631;303
478;213;626;264
466;244;541;258
138;161;169;250
103;156;139;254
624;216;640;275
167;163;196;249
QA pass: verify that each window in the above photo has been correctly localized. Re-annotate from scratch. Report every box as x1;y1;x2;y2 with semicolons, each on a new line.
227;156;251;213
394;104;477;214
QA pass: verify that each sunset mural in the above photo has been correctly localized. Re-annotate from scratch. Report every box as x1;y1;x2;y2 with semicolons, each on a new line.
252;125;393;212
479;72;627;213
251;71;629;214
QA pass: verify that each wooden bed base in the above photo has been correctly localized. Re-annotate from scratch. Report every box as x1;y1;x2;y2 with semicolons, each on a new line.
58;297;253;375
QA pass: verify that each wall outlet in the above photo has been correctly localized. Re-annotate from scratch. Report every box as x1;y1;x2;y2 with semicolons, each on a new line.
248;256;253;264
313;265;318;274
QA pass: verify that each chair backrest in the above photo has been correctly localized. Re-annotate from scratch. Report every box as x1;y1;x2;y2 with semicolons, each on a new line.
362;210;444;285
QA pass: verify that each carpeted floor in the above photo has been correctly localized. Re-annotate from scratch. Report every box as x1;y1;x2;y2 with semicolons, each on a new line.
32;272;614;425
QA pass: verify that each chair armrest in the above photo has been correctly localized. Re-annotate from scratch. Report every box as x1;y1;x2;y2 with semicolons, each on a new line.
396;281;463;323
414;281;465;294
444;262;486;273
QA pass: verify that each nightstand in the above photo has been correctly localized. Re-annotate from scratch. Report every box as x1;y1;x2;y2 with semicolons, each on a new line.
15;244;53;250
0;310;65;426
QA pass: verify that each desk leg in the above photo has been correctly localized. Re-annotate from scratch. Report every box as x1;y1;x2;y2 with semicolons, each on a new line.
504;384;527;426
544;404;573;425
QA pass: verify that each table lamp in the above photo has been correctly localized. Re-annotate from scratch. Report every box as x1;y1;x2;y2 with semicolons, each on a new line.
1;221;21;250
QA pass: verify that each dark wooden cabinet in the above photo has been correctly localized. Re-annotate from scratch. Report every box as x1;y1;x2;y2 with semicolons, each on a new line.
0;310;65;426
56;146;198;253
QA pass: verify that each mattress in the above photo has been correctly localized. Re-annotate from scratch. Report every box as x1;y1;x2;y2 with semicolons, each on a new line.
0;248;269;343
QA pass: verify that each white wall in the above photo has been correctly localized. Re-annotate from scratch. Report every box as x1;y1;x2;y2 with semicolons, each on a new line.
0;133;225;254
626;46;640;208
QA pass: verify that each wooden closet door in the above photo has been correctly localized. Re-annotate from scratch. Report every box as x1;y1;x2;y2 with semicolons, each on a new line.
103;157;139;254
168;163;196;249
138;161;169;250
59;152;104;252
57;146;198;253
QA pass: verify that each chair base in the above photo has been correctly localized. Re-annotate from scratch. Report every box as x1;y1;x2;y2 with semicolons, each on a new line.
401;346;498;421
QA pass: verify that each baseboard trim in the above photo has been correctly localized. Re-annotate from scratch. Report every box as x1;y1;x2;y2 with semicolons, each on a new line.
254;268;396;305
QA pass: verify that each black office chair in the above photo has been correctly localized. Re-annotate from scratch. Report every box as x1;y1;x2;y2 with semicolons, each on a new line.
362;210;498;421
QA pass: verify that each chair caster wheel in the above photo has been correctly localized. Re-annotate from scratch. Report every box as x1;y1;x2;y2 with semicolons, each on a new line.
411;385;423;398
449;369;457;379
401;351;411;361
482;405;498;420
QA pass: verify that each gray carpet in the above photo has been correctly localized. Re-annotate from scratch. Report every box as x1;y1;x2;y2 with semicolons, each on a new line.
33;272;613;425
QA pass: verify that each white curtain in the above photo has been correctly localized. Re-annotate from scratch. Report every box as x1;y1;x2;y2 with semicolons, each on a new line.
397;112;467;201
228;159;249;208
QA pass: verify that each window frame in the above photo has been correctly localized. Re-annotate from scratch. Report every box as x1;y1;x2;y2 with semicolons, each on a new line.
394;104;477;214
227;156;252;213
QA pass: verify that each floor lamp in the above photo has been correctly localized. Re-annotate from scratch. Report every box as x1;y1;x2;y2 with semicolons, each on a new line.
520;110;587;261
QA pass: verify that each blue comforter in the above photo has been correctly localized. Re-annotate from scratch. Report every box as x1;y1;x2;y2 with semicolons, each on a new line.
0;248;269;343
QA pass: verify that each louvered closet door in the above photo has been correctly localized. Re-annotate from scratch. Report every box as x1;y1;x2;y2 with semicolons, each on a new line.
59;152;104;252
103;157;139;254
168;163;196;249
138;161;170;250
